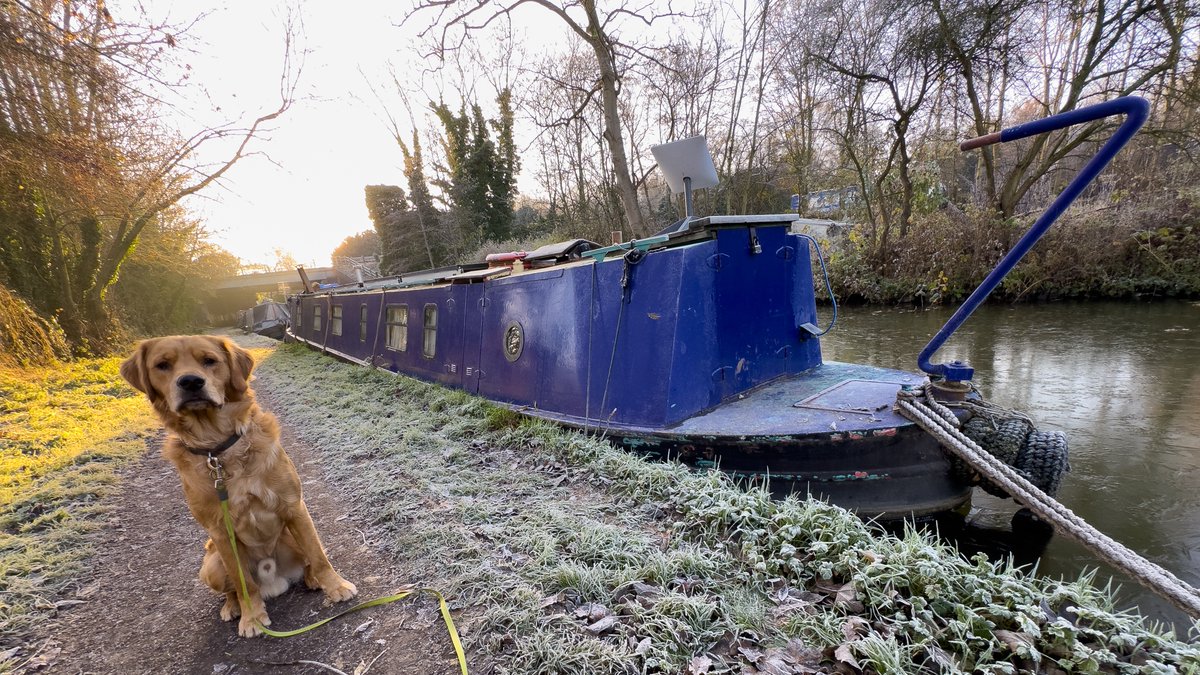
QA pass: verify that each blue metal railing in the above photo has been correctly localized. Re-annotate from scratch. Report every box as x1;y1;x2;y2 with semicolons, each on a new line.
918;96;1150;380
796;233;838;336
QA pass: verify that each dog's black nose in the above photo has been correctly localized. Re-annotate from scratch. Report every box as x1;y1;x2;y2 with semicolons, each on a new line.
177;374;206;392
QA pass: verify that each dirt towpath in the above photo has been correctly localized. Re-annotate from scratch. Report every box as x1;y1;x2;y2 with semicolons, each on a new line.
33;399;460;674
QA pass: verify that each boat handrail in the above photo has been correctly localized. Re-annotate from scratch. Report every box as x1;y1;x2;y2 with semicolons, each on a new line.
579;234;671;261
918;96;1150;381
795;233;838;337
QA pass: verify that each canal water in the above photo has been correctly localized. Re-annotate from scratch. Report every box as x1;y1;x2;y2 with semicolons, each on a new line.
821;300;1200;627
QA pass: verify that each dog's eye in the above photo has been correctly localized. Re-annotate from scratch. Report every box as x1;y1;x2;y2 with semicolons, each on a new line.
154;361;170;371
202;357;218;367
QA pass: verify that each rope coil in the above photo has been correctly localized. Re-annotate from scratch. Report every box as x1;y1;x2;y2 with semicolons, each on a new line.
897;385;1200;619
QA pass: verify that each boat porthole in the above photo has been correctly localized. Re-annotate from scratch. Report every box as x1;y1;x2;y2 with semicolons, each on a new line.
504;321;524;362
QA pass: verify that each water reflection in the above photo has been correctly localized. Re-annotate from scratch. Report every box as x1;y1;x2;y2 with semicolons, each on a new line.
823;300;1200;626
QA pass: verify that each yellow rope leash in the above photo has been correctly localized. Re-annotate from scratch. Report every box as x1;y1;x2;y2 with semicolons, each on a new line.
215;473;468;674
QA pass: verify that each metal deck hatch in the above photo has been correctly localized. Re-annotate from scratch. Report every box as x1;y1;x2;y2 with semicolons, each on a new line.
793;379;915;415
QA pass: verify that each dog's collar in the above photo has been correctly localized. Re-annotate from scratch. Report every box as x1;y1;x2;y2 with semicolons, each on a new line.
183;433;242;457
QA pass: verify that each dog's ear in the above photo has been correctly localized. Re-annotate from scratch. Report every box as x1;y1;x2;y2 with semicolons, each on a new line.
221;338;255;399
119;340;157;401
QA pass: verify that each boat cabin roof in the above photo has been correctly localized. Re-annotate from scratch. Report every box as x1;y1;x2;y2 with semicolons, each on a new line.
688;214;799;227
301;213;801;296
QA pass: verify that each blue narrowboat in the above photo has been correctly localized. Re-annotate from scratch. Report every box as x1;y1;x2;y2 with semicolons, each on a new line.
289;94;1147;520
287;209;966;519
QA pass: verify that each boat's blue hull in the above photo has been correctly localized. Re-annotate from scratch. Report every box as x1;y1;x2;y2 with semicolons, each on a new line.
288;218;971;518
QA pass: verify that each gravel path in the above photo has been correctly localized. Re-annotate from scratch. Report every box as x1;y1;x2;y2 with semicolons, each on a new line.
35;357;462;674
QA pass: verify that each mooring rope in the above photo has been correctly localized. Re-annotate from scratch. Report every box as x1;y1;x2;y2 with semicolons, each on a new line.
897;385;1200;619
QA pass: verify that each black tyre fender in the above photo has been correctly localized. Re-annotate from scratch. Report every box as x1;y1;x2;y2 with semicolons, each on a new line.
1015;430;1070;496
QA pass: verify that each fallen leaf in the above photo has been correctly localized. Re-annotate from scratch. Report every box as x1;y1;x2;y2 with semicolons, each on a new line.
834;583;857;607
685;655;713;674
995;629;1036;654
583;616;621;635
28;646;61;669
757;654;795;675
812;578;842;596
612;580;662;603
540;591;567;609
587;604;610;622
784;638;823;665
737;645;765;663
923;643;959;673
841;616;869;641
710;629;742;658
833;643;860;671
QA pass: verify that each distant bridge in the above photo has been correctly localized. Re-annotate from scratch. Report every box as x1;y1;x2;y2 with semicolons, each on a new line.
211;267;336;291
206;267;338;324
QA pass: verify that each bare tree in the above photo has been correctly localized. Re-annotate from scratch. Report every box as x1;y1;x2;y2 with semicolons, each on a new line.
932;0;1186;218
802;0;946;259
406;0;691;236
0;1;300;349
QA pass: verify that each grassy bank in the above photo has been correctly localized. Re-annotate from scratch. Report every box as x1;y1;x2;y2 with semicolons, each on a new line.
252;341;1199;674
825;192;1200;305
0;358;159;657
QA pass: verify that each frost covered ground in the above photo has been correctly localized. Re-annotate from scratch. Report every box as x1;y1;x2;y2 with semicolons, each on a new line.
248;340;1199;674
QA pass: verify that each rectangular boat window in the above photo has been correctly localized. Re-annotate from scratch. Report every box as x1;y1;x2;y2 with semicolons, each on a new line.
386;305;408;351
312;304;322;333
359;304;368;342
331;305;343;336
422;304;437;359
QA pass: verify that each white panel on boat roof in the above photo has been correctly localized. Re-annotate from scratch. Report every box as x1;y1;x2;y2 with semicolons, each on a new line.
651;136;719;193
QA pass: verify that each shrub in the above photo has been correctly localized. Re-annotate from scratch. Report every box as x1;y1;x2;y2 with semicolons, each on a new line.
0;284;69;368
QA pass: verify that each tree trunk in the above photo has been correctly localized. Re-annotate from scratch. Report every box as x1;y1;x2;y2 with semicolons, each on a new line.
580;0;647;236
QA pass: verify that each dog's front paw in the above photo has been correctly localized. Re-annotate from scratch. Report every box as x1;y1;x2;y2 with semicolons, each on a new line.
304;568;321;591
238;610;271;638
219;594;241;621
322;576;358;603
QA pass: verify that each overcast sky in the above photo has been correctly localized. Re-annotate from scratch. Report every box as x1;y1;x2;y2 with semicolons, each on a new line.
150;0;559;269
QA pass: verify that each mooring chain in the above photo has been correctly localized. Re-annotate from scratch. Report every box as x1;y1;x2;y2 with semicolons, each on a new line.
897;385;1200;619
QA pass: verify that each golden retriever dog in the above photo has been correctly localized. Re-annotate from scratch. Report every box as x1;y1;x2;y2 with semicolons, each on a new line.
120;335;357;637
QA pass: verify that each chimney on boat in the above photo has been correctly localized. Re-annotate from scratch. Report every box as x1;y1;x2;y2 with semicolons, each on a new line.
295;265;312;293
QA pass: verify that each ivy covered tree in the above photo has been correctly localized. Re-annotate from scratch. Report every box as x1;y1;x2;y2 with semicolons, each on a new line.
491;89;519;238
397;131;444;265
364;185;414;275
429;88;519;246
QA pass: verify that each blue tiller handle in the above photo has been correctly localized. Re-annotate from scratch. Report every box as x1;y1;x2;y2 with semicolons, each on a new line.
918;96;1150;380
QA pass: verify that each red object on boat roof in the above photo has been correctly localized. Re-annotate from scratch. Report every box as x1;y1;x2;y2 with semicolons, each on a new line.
485;251;527;263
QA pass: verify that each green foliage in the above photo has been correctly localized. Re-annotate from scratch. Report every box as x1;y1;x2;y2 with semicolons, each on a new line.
397;131;447;268
485;406;523;430
0;284;69;369
364;184;431;275
0;1;279;352
430;90;519;246
108;212;241;337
